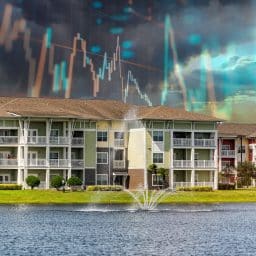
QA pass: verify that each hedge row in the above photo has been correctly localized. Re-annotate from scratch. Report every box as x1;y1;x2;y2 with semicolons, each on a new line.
0;184;22;190
177;186;213;192
218;183;235;190
87;185;123;191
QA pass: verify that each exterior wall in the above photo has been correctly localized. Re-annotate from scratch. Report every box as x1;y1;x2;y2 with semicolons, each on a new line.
29;122;46;136
195;149;211;160
51;122;64;136
84;169;96;185
84;131;96;168
128;169;144;189
195;170;211;182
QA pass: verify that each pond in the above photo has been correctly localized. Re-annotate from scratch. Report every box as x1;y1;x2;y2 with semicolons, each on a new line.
0;203;255;255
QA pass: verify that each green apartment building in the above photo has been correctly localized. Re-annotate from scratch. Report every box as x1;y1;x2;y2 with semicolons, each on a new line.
0;97;220;189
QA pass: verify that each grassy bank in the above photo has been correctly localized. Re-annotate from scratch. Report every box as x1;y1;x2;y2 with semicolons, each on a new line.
1;189;256;204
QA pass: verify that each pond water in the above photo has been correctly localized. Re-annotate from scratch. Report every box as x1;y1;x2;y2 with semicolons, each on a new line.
0;203;256;255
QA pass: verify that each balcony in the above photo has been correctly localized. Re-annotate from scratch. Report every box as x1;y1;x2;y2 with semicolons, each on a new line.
71;137;84;146
27;136;47;145
49;136;69;145
0;136;18;144
221;150;235;157
113;160;125;169
114;139;124;147
49;159;69;168
174;181;214;188
0;159;18;166
173;138;191;147
194;139;215;147
71;159;84;168
173;160;192;168
194;160;215;168
27;159;47;167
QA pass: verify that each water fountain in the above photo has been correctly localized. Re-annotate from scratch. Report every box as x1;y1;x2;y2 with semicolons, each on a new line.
125;186;173;211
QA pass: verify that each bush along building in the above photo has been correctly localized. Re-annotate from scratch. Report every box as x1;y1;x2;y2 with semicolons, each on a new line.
0;97;221;190
217;123;256;185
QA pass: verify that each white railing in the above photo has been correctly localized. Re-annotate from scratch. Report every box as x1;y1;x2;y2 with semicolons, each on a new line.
71;159;84;168
174;182;192;188
27;136;47;145
173;160;192;168
195;182;214;187
221;150;235;157
27;159;47;167
113;160;125;169
0;136;18;144
173;138;191;147
194;160;216;168
0;159;18;166
71;137;84;146
49;136;69;145
114;139;124;147
49;159;69;168
194;139;215;147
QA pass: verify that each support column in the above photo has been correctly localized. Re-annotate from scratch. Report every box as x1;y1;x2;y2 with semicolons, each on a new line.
82;169;85;186
45;169;50;189
170;130;174;190
234;138;238;168
67;121;72;179
17;169;22;185
144;128;148;189
23;120;29;188
213;169;218;190
218;138;222;173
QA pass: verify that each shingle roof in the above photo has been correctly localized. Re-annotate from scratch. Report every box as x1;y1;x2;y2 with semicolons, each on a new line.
218;123;256;137
0;96;220;122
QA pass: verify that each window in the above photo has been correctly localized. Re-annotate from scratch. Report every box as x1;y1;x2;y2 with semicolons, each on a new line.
97;131;108;142
114;132;124;140
50;152;59;159
152;174;163;186
153;153;163;163
97;152;108;164
97;174;108;185
114;149;124;161
153;131;163;142
238;146;245;153
50;129;59;137
222;145;230;150
194;153;199;160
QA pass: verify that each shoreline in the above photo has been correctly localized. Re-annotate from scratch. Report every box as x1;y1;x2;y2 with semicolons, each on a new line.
1;189;256;204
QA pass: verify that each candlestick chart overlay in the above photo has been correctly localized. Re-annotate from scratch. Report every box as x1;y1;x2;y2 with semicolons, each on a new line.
0;0;256;121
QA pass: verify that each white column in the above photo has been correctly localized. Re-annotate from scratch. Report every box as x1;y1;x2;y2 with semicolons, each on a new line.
67;121;72;179
45;169;50;189
23;120;28;188
170;130;174;189
218;138;222;172
213;169;218;190
144;128;148;189
82;169;85;185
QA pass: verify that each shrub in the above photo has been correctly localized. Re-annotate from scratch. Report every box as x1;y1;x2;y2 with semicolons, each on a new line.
87;185;123;191
51;175;64;190
0;184;22;190
218;183;235;190
67;176;82;187
177;186;213;192
26;175;40;189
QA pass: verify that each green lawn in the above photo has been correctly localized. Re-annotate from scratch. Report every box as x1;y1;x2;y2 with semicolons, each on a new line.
1;189;256;204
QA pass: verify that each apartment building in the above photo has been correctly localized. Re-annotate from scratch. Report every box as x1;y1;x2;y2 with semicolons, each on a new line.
0;97;220;189
218;123;256;183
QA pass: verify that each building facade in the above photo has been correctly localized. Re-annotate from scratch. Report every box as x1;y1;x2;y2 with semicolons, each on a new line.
0;97;221;189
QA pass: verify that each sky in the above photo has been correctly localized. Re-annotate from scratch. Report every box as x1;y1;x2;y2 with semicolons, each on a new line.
0;0;256;121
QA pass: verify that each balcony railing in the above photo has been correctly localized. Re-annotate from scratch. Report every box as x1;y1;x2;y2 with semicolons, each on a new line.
221;150;235;157
49;159;69;168
174;182;192;188
0;136;18;144
49;136;69;145
27;159;47;167
174;182;214;188
194;139;215;147
173;138;191;147
173;160;192;168
0;159;18;166
114;139;124;147
113;160;125;169
27;136;47;145
71;159;84;168
195;182;214;187
194;160;215;168
71;137;84;146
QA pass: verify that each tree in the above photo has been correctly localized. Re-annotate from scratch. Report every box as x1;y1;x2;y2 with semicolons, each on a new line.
237;161;256;187
50;175;64;190
147;164;158;174
26;175;40;190
67;176;82;187
147;164;169;188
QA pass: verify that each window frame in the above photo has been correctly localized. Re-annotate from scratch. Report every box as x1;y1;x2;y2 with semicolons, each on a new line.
153;152;164;164
153;130;163;142
152;174;164;187
96;174;108;185
97;131;108;142
97;152;108;164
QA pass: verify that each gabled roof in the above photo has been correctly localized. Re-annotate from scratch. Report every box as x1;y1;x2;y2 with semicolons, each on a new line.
218;123;256;137
0;96;221;122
